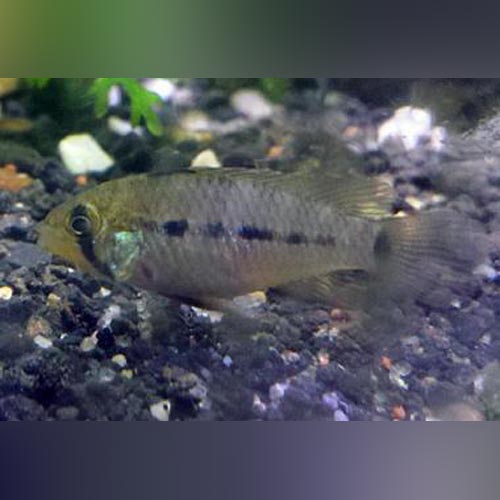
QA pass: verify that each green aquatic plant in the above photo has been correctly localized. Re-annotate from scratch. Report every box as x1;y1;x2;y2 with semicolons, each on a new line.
259;78;289;102
25;78;52;89
25;78;164;136
89;78;163;136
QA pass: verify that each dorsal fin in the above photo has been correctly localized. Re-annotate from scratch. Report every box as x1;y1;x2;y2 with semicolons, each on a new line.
150;167;394;220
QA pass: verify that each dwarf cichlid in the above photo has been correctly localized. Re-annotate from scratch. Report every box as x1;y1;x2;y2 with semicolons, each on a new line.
37;168;480;311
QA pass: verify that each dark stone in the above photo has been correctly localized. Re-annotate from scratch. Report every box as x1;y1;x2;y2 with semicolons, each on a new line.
0;395;46;421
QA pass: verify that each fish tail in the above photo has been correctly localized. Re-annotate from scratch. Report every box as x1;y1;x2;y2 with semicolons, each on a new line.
372;210;485;303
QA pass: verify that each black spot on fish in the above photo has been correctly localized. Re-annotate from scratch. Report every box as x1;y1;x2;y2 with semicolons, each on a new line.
163;219;188;237
286;232;307;245
237;225;274;241
314;234;336;247
374;229;391;260
204;222;225;238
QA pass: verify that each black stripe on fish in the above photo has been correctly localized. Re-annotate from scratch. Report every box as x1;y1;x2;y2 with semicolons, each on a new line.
163;219;189;237
237;225;274;241
286;232;306;245
71;205;112;277
314;234;336;247
204;221;225;238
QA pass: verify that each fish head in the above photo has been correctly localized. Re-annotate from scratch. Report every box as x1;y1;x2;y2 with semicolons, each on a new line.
37;181;141;279
37;189;105;276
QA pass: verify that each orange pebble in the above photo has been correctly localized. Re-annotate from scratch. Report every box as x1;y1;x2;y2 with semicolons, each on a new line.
76;175;88;187
317;351;330;366
0;163;33;192
391;405;406;421
380;356;393;371
267;144;284;159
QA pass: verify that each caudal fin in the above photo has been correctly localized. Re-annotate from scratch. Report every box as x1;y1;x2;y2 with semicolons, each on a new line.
372;210;486;304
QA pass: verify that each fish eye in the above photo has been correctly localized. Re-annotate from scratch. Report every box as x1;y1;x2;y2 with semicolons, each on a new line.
70;214;92;236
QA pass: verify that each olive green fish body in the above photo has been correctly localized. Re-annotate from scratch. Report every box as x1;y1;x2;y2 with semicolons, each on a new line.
125;175;379;299
38;168;482;309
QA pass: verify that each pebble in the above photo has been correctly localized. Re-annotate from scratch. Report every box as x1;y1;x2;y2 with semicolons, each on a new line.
0;78;18;97
150;400;171;421
0;286;13;300
111;354;127;368
142;78;175;101
190;149;221;169
334;409;349;421
389;362;412;390
26;316;52;338
121;369;134;379
378;106;444;151
33;335;53;349
191;306;223;323
391;405;407;420
252;394;267;415
322;392;340;411
175;111;213;143
269;382;288;403
98;304;121;329
222;355;233;368
0;164;33;192
231;90;273;121
58;134;114;175
98;287;111;298
281;350;300;365
56;406;80;420
47;293;62;307
107;116;137;136
233;291;267;310
98;368;116;383
80;332;98;352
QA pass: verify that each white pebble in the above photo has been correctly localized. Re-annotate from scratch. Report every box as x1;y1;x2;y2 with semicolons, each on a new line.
322;392;340;411
334;409;349;421
98;287;112;298
190;149;221;169
191;306;223;323
231;89;274;121
58;134;114;175
378;106;434;151
98;304;121;329
150;400;171;421
142;78;175;101
269;382;288;402
111;354;127;368
222;355;233;368
0;286;13;301
107;116;142;136
33;335;53;349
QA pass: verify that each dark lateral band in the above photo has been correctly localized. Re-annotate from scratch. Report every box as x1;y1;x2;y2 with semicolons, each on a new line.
160;218;336;248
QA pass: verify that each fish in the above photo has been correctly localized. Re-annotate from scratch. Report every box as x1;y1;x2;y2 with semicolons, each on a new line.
37;167;482;312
